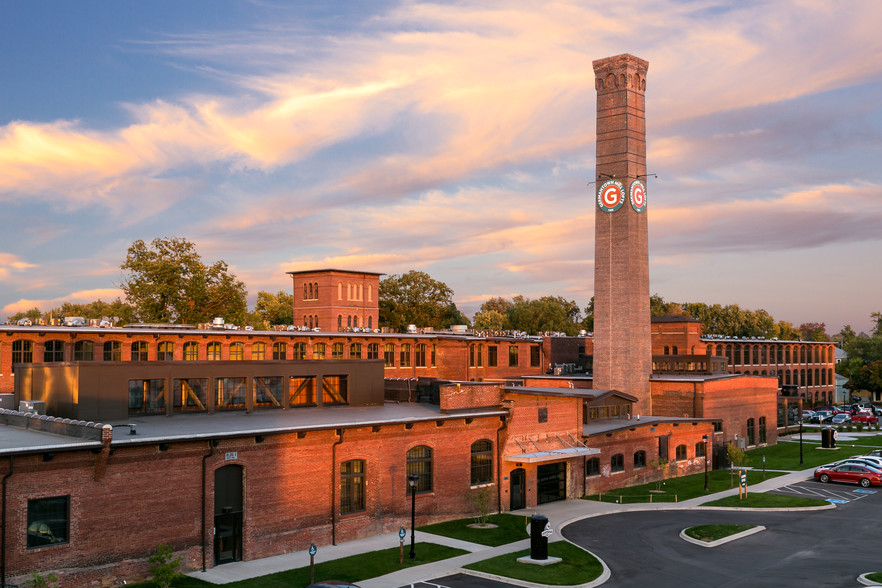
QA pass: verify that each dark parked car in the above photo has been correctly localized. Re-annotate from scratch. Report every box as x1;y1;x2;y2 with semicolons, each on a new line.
810;411;832;424
815;464;882;487
831;413;851;425
307;583;361;588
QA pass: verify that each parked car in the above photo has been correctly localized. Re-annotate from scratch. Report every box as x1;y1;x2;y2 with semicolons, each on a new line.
815;464;882;487
822;459;882;473
866;449;882;458
810;411;832;424
832;406;853;415
851;455;882;468
831;413;851;425
802;410;816;421
851;412;879;425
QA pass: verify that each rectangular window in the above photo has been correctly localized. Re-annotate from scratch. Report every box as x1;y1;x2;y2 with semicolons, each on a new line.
289;376;316;407
183;342;199;361
367;343;379;360
251;342;266;361
206;342;222;361
469;345;475;368
229;343;244;361
350;343;362;359
415;344;427;368
272;342;287;360
292;342;306;360
530;346;540;367
508;346;519;367
103;341;121;361
586;457;600;477
173;378;207;411
384;344;395;368
538;407;548;423
129;379;166;414
340;460;365;514
322;375;349;405
313;343;326;360
759;416;767;444
157;342;174;361
254;376;283;408
331;342;344;359
27;496;69;548
216;377;247;410
400;344;411;368
44;340;64;362
487;346;497;367
73;342;94;361
131;341;148;361
431;344;436;367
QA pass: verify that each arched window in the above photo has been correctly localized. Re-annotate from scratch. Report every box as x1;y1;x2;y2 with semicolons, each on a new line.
12;340;33;371
367;284;372;302
183;342;199;361
672;346;678;355
675;444;687;461
303;284;308;299
308;283;313;299
313;343;326;359
73;341;94;361
309;315;314;328
338;315;342;331
252;342;266;361
338;282;343;300
103;341;121;361
347;316;352;328
415;344;427;367
131;341;148;361
207;342;222;361
610;454;624;472
340;460;365;514
761;346;767;364
44;340;64;362
664;346;670;355
313;282;318;299
368;316;373;329
747;418;756;446
470;440;493;485
586;457;600;477
384;344;395;367
314;315;319;328
785;346;791;364
400;344;411;367
759;417;767;444
776;346;783;364
367;343;379;359
752;345;759;365
800;347;806;363
229;342;244;361
406;446;433;493
633;450;646;469
157;342;174;361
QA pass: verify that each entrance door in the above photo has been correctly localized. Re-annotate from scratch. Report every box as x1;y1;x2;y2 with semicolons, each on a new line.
537;462;566;504
214;465;243;565
510;468;526;511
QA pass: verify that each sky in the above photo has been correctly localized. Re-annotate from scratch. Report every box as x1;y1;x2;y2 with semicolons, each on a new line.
1;0;881;335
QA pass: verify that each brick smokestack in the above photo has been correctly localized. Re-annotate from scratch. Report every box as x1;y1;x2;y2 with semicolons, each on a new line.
592;54;652;413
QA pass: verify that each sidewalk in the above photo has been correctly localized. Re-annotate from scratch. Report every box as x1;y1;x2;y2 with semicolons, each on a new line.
188;466;818;587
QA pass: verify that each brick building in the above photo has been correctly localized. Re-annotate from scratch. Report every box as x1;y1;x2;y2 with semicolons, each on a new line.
287;269;382;331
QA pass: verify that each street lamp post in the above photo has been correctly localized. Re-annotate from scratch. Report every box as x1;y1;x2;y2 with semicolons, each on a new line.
799;418;804;465
408;474;419;560
702;434;709;491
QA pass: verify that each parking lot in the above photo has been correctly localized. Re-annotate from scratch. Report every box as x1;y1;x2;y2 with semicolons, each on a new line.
771;478;878;504
403;573;521;588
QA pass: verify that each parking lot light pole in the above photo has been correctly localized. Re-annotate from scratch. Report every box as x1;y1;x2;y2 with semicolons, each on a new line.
408;474;419;560
702;434;709;491
799;419;804;465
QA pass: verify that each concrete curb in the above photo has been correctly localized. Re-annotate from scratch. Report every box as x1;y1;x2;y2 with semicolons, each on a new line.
858;572;882;585
679;524;765;548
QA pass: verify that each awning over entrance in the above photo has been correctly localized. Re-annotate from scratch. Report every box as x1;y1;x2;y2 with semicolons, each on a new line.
504;432;599;463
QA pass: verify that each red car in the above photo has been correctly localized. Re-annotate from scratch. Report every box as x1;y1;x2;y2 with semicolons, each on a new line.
815;464;882;487
851;412;879;425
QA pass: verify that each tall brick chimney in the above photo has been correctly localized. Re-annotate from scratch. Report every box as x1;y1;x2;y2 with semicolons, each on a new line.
592;54;652;413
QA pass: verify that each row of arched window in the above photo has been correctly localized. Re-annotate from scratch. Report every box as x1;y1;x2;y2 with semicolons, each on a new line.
708;343;833;366
303;282;320;300
587;442;707;476
337;282;372;302
337;315;373;330
340;441;493;513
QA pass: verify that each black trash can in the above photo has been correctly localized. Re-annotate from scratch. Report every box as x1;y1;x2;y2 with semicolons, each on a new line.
821;427;836;449
530;514;549;560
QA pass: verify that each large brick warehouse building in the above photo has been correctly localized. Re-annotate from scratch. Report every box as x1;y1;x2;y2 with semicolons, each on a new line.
0;53;815;586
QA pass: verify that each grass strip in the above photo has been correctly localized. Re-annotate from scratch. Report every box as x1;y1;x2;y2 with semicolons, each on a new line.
684;524;755;542
583;469;784;503
702;493;828;508
127;542;467;588
464;541;602;585
418;513;529;546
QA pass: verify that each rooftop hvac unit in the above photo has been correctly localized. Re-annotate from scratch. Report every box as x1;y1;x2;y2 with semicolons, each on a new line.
19;400;46;415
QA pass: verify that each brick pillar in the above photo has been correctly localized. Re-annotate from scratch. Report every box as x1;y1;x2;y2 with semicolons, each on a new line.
592;54;652;413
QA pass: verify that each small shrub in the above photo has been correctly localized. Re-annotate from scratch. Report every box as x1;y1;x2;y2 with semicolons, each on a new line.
856;424;864;432
470;486;494;525
28;571;58;588
149;544;183;588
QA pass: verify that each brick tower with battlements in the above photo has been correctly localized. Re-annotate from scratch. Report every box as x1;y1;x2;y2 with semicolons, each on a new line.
592;53;652;413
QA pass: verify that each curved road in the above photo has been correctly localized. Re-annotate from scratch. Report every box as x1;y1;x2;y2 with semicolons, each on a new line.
562;497;882;587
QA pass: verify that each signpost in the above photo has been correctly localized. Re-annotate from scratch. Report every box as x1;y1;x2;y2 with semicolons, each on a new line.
309;544;317;584
739;470;748;500
399;527;406;564
762;455;766;480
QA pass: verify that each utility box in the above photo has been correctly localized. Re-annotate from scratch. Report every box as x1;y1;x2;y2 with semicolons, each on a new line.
19;400;46;415
821;427;836;449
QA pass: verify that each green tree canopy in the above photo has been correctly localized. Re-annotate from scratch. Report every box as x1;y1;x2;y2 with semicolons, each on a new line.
120;237;247;325
473;295;583;335
798;322;829;342
252;291;294;328
378;270;465;332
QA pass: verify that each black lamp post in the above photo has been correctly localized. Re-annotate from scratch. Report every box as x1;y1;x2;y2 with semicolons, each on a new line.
799;418;804;465
408;474;419;560
702;434;709;491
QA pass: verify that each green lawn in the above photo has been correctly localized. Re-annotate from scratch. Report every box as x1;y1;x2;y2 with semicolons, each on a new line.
702;493;828;508
584;469;784;503
865;571;882;582
418;513;529;546
684;524;755;542
126;542;467;588
464;541;603;585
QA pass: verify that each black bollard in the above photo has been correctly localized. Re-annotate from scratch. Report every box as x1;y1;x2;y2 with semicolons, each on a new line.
530;514;549;560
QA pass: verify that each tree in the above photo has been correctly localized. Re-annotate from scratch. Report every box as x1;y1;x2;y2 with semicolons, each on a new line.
378;271;464;332
253;291;294;328
473;309;507;331
582;296;594;332
148;544;183;588
775;320;799;340
120;237;247;325
507;295;582;335
798;322;829;342
6;307;42;323
45;299;135;324
872;312;882;337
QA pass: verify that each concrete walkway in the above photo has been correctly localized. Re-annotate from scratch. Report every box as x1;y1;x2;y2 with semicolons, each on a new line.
187;466;818;587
